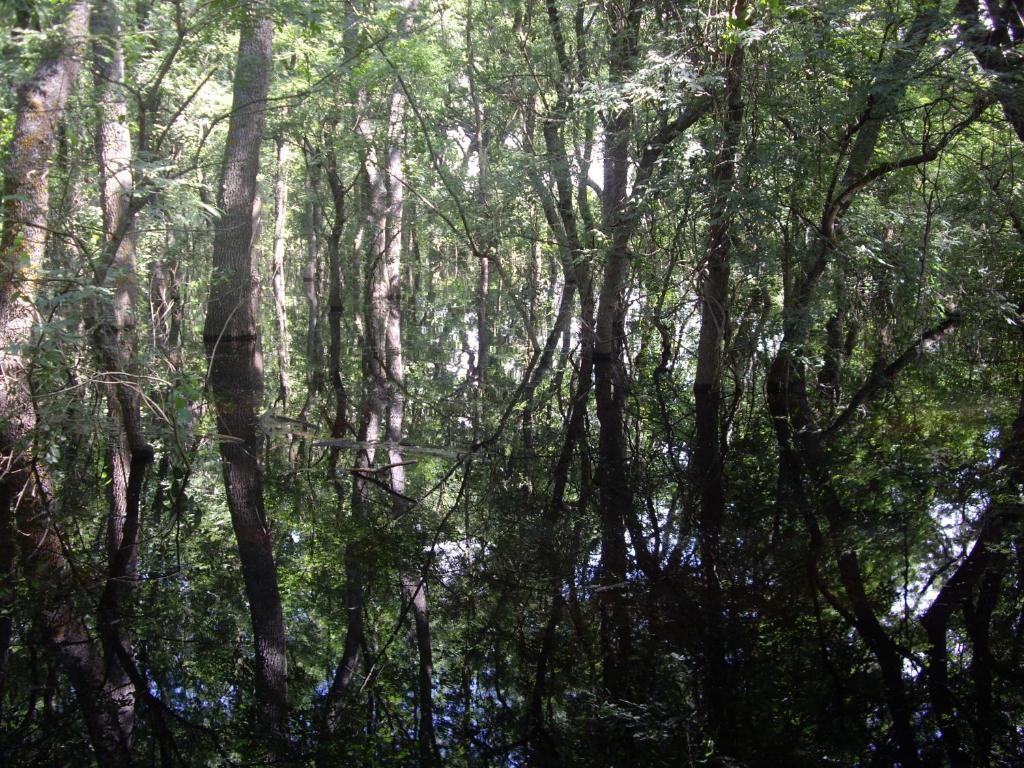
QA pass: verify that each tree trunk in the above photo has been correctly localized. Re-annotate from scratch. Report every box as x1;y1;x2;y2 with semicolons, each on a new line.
476;251;490;392
593;0;641;704
322;3;377;740
765;9;941;765
0;1;133;763
466;1;490;402
325;82;391;739
201;8;289;750
956;0;1024;142
382;5;437;760
150;221;183;362
90;0;155;743
271;135;290;410
919;385;1023;767
300;144;323;422
692;0;745;739
149;259;172;351
321;145;367;744
519;65;595;750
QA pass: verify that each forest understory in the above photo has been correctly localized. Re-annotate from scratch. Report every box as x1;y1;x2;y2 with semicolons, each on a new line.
1;0;1023;766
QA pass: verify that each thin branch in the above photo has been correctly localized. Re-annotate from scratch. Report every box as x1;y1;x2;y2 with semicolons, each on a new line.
822;96;992;241
824;310;961;438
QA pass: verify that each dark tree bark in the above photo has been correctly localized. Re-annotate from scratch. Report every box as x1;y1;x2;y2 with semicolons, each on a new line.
323;4;375;741
517;36;597;749
325;52;391;738
587;0;712;707
692;0;746;739
520;101;583;453
201;7;289;749
920;382;1024;768
593;0;642;704
320;147;366;745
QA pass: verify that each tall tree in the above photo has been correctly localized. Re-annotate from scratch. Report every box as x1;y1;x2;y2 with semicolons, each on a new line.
0;2;134;763
381;2;439;758
3;1;1024;765
201;4;288;749
764;4;956;764
692;0;747;739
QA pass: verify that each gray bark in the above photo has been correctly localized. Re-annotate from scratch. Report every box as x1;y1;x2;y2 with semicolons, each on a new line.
381;4;437;760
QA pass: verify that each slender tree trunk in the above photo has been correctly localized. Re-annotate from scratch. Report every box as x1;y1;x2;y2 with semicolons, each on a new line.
527;592;565;761
692;0;745;739
90;0;156;743
519;75;595;752
271;135;290;410
919;384;1023;767
765;9;941;765
18;522;135;765
322;3;375;741
301;144;323;421
592;0;641;704
325;87;391;737
476;252;490;392
321;147;367;744
836;551;921;766
381;4;437;759
466;0;490;401
201;8;289;749
386;173;438;765
151;222;183;362
966;563;1003;767
149;259;172;352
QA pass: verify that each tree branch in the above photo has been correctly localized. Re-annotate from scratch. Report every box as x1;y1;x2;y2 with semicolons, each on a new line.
824;310;961;438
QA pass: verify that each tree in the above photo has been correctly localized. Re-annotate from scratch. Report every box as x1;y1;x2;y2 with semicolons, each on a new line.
3;1;1024;765
201;3;287;750
0;2;133;763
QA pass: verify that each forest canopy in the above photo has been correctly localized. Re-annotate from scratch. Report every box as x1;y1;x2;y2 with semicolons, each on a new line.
1;0;1023;766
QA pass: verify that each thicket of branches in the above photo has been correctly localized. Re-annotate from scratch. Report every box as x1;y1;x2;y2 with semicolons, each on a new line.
1;1;1023;766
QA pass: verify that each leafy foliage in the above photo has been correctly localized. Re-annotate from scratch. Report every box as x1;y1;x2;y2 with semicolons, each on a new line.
1;0;1023;766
